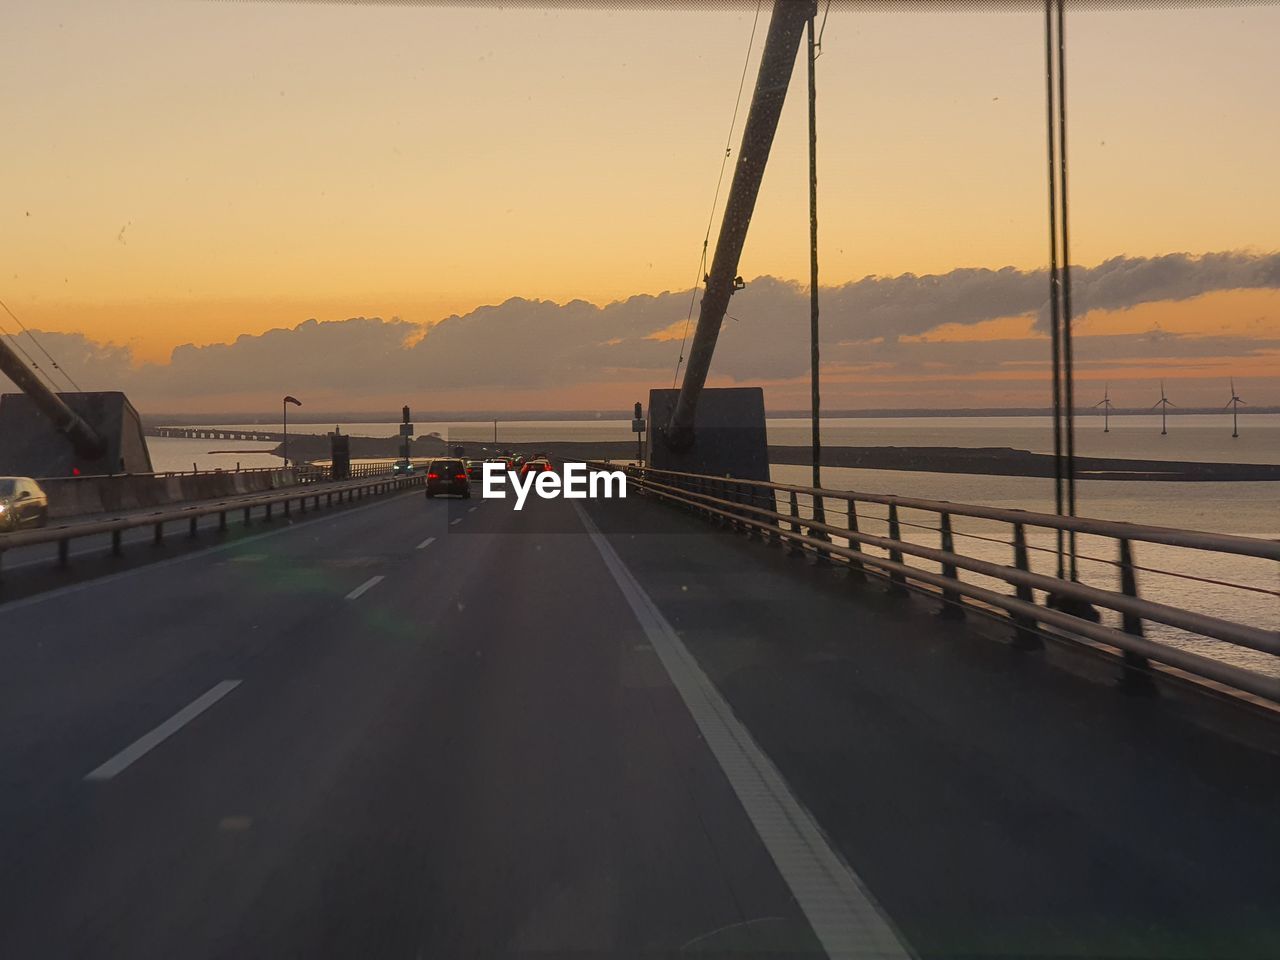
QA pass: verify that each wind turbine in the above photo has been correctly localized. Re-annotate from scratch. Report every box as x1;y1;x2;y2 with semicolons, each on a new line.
1093;383;1114;433
1226;378;1246;438
1152;380;1175;435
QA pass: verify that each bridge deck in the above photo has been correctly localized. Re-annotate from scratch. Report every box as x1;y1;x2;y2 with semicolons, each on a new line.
0;488;1275;958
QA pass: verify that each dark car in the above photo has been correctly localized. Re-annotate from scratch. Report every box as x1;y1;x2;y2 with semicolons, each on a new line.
391;459;416;476
465;459;486;482
426;459;470;499
485;457;513;473
0;477;50;532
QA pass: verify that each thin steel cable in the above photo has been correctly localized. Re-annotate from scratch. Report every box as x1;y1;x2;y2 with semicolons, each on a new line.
1055;0;1079;580
0;318;63;393
817;0;833;50
1044;0;1066;580
838;513;1280;599
660;474;1278;602
672;0;763;388
0;297;81;391
807;7;829;534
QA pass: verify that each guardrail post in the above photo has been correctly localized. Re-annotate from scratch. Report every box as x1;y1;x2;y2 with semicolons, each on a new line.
265;502;273;522
786;490;803;557
736;482;752;537
188;516;198;539
1011;522;1042;650
218;510;227;532
111;529;122;557
845;497;865;581
938;511;964;619
243;506;252;526
152;521;163;547
886;503;907;593
58;539;69;568
283;498;291;518
1117;537;1157;695
809;493;832;565
763;489;781;546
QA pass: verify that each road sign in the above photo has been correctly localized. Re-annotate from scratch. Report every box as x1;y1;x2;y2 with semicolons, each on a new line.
399;423;414;437
632;418;646;434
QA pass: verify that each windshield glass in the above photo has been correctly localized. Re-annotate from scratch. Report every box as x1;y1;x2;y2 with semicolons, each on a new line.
1;3;1276;959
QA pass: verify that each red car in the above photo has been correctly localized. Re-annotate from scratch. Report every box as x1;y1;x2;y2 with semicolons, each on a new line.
519;459;553;477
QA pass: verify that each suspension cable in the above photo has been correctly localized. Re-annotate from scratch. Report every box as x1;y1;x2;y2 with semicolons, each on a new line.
0;318;61;394
1044;0;1065;580
672;0;763;389
0;297;81;391
1055;0;1079;580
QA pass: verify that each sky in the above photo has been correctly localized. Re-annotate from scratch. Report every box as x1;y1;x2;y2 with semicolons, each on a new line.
2;0;1278;412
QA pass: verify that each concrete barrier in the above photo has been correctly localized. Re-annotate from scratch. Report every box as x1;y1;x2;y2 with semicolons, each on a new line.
41;469;299;520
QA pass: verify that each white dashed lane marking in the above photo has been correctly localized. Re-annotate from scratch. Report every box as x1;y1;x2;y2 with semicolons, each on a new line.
85;680;242;781
416;537;436;550
345;575;384;601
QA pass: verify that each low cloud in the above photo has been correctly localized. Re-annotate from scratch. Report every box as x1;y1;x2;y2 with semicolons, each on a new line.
3;251;1277;408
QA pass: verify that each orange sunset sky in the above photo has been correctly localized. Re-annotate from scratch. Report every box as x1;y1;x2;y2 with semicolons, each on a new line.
2;1;1277;412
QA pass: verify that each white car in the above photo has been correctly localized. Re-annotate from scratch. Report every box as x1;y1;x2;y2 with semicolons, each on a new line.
0;477;50;532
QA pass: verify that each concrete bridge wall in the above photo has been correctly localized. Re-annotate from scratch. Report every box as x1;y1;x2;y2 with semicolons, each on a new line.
41;469;297;520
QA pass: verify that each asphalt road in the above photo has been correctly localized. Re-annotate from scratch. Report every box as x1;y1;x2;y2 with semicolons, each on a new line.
0;486;1276;958
0;490;829;958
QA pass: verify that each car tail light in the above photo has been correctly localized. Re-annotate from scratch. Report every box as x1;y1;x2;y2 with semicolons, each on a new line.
454;473;466;480
427;472;439;479
543;463;553;471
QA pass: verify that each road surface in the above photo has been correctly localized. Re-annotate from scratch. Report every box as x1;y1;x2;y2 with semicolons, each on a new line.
0;487;1276;958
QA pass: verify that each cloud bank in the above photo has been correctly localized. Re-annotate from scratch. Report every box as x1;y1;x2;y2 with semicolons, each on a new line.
5;251;1278;409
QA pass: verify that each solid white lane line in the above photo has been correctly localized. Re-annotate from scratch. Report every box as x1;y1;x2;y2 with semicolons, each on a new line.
450;518;463;526
468;506;478;513
574;504;913;960
416;536;437;550
85;680;242;782
345;575;384;600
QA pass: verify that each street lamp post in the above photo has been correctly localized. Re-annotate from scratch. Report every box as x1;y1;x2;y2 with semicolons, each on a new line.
283;395;302;468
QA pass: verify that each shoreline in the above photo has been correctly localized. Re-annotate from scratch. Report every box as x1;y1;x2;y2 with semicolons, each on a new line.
272;434;1280;482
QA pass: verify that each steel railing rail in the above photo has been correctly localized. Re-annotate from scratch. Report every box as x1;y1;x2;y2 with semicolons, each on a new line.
40;462;396;483
641;474;1278;656
0;472;424;581
594;462;1279;704
614;464;1280;561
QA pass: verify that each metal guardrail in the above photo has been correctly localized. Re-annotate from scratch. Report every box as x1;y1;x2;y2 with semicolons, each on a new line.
294;463;393;483
0;472;424;582
601;463;1280;705
38;462;394;483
